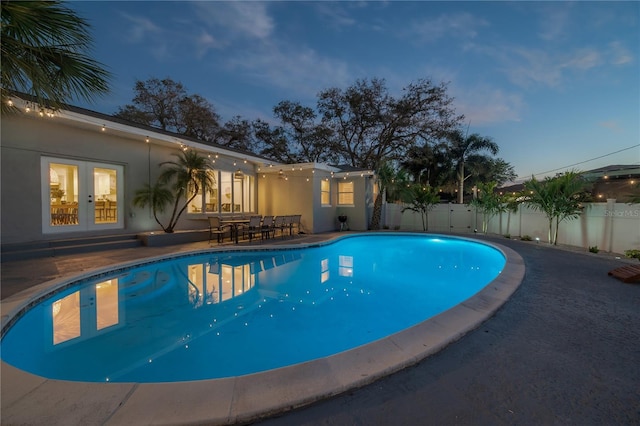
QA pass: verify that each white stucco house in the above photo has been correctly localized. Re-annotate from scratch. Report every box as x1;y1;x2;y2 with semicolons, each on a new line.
1;94;375;252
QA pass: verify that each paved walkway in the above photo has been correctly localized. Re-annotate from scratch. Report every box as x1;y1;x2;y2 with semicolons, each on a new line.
258;236;640;426
1;234;638;425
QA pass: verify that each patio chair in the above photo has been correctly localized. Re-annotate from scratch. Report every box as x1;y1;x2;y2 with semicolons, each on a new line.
239;215;263;242
273;215;287;239
608;264;640;283
261;215;275;239
290;214;302;236
208;216;230;244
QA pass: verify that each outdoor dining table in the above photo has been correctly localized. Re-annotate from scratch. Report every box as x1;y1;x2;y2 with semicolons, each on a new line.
221;218;250;244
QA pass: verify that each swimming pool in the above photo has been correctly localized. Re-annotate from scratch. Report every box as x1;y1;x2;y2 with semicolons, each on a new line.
1;234;506;383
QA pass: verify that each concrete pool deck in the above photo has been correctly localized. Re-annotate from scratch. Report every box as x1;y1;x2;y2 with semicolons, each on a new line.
1;232;639;425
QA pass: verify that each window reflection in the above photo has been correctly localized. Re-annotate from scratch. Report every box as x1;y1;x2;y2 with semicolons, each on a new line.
96;280;119;330
51;279;120;345
52;292;81;345
339;255;354;277
321;258;330;283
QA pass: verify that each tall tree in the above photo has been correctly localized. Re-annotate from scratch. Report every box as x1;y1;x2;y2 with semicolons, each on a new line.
446;129;499;203
217;115;256;152
464;155;517;189
370;161;411;230
318;77;462;171
1;0;111;113
115;78;220;143
402;141;454;188
252;119;291;163
272;100;336;163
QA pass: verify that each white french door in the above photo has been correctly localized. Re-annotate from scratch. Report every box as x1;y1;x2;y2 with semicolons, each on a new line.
42;157;124;233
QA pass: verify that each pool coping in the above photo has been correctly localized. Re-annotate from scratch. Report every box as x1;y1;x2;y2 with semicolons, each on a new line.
1;233;525;425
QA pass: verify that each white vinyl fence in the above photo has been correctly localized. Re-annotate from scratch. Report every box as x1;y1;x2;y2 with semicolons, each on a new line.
383;200;640;254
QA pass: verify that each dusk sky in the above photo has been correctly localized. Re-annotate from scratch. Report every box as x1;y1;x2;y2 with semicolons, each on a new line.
70;1;640;182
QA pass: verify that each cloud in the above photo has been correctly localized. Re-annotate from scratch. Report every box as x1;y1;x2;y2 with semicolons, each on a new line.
194;30;226;59
536;2;574;41
224;41;352;100
192;2;274;40
598;120;623;133
120;12;162;43
473;42;623;89
452;85;524;125
406;12;489;43
314;2;357;29
609;41;634;65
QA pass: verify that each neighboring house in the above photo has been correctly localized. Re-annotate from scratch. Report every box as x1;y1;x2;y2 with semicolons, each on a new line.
498;164;640;203
1;95;375;247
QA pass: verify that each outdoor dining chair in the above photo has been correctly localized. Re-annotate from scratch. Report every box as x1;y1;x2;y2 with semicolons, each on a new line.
208;216;230;244
240;215;263;242
261;215;275;239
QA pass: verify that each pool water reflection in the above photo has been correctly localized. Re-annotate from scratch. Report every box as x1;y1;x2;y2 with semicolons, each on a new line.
1;234;505;383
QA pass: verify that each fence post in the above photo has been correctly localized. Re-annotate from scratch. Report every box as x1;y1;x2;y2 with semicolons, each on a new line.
605;198;616;252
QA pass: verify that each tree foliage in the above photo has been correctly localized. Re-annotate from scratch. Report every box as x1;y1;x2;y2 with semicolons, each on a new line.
1;0;111;113
133;150;214;233
317;78;463;171
446;129;499;204
115;78;220;143
523;170;591;245
369;161;411;230
401;184;441;231
468;181;506;233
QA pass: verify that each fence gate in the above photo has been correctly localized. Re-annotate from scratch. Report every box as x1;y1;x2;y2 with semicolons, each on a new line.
449;203;474;233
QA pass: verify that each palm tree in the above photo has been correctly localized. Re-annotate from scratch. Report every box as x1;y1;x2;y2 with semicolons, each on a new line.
369;161;410;230
1;1;111;113
446;129;499;204
468;181;505;234
501;191;521;236
133;181;174;232
524;171;589;245
402;184;441;231
133;150;214;233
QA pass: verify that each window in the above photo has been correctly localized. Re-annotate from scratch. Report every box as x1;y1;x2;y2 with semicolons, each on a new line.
188;170;218;214
338;181;354;205
188;170;254;214
321;179;331;206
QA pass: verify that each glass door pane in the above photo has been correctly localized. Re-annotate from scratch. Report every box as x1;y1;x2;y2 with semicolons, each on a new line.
93;167;118;224
43;157;124;233
44;159;82;232
88;162;123;230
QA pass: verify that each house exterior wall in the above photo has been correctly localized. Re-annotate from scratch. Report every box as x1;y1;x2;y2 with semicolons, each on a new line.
257;170;373;233
1;112;258;245
335;176;371;231
2;109;375;246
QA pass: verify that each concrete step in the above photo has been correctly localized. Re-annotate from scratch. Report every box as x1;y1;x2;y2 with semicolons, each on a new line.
1;234;142;262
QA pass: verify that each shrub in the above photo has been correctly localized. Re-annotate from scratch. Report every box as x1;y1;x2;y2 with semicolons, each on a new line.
521;235;532;241
625;249;640;261
588;245;599;253
504;233;511;239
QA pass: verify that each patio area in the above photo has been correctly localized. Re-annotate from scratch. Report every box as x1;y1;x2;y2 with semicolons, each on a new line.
1;233;639;425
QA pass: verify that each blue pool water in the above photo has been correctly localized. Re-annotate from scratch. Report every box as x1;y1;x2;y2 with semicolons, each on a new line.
1;234;505;383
